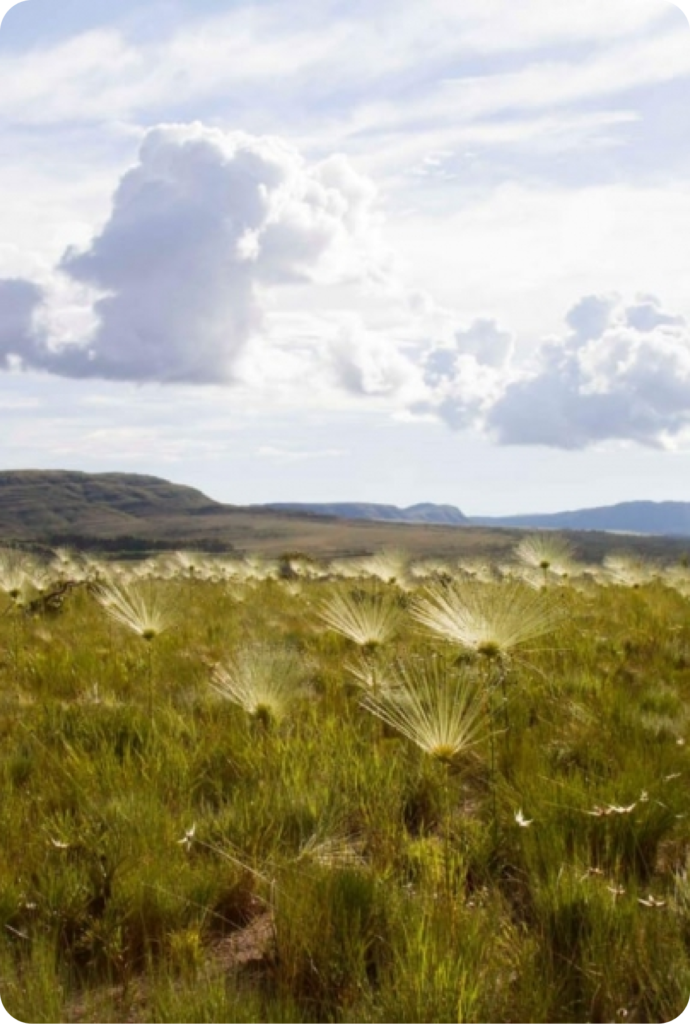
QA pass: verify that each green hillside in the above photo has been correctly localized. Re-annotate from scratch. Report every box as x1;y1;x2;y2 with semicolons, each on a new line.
0;470;218;531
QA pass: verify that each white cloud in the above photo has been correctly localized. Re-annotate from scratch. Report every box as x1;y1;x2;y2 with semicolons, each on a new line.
416;0;670;53
410;318;513;430
1;116;689;458
256;444;346;463
488;294;690;448
441;24;690;119
332;25;690;185
0;278;43;368
0;123;390;383
0;0;682;143
384;182;690;340
452;319;513;367
328;318;421;398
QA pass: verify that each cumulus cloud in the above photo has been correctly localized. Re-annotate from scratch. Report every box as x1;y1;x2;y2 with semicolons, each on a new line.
489;294;690;448
408;316;514;429
329;318;421;398
0;279;44;370
424;317;513;383
0;123;389;383
1;120;690;455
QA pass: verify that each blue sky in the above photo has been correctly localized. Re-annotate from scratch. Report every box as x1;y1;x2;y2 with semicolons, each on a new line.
0;0;689;514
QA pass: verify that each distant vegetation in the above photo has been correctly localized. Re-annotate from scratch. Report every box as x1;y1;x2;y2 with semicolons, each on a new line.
1;540;690;1022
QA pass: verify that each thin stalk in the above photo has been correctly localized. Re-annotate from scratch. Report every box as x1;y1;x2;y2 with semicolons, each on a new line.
145;640;154;721
442;763;452;900
11;607;20;685
487;690;497;835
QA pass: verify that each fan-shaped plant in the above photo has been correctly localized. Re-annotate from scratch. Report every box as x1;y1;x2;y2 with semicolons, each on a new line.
0;548;38;605
211;645;308;726
515;534;575;577
317;588;402;650
95;578;178;641
603;552;658;588
411;580;562;661
345;651;399;693
361;656;484;764
95;578;179;717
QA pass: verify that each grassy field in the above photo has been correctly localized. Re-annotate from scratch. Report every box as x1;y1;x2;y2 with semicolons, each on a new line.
1;542;690;1023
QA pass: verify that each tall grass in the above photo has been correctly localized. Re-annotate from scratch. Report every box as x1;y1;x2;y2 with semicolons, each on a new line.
0;545;689;1022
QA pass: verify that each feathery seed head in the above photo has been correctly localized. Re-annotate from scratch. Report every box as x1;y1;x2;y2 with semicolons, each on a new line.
456;559;497;584
410;558;454;583
361;656;484;763
317;588;402;648
515;534;575;576
168;550;207;577
211;645;307;724
603;552;657;588
411;580;562;658
357;549;411;587
0;549;42;605
95;579;178;640
0;549;34;598
345;651;399;692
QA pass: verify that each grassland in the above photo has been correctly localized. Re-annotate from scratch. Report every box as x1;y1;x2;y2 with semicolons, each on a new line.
0;543;689;1023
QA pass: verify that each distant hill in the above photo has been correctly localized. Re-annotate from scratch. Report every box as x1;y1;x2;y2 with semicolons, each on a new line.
0;471;688;561
265;499;690;537
266;502;469;525
0;470;512;559
0;470;220;535
470;501;690;536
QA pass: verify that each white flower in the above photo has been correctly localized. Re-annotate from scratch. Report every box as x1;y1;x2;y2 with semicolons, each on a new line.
514;809;533;827
607;801;637;814
637;894;665;908
177;824;196;851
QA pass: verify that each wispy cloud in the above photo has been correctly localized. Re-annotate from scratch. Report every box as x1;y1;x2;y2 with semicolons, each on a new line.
0;1;683;148
256;445;346;463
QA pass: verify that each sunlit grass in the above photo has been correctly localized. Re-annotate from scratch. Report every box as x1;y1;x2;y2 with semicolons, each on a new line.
0;543;688;1022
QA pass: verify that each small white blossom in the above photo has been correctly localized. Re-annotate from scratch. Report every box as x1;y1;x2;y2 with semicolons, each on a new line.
637;894;665;908
177;824;196;851
514;809;533;827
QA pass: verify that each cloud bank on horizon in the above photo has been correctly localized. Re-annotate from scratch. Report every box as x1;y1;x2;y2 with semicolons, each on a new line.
1;0;690;454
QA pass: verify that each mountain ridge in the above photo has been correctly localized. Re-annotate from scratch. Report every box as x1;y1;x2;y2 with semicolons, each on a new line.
266;501;468;525
264;499;690;536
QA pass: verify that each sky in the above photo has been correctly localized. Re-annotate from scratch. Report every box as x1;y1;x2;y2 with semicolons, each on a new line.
0;0;689;514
